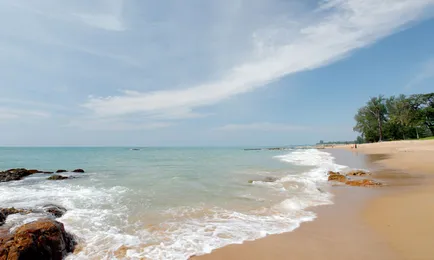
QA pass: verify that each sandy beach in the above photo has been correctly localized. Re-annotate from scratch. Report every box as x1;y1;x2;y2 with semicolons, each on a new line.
194;140;434;260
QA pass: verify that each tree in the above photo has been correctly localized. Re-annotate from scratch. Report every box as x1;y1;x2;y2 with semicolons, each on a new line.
365;96;387;141
409;93;434;135
353;106;379;142
386;94;414;139
353;92;433;142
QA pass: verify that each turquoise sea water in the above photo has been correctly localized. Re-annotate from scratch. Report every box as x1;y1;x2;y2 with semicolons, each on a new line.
0;147;350;259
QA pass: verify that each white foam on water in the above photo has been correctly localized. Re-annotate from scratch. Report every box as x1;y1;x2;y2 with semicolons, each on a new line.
0;149;348;260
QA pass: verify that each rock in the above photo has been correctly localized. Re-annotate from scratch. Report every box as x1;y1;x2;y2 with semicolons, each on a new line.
55;170;68;173
0;208;33;217
346;170;370;176
47;175;68;181
72;169;84;173
0;169;34;182
28;169;42;174
0;219;75;260
328;171;340;175
263;177;278;182
43;172;54;174
345;179;382;187
0;208;34;227
43;205;67;218
248;176;278;184
328;173;347;183
114;245;130;258
0;213;5;226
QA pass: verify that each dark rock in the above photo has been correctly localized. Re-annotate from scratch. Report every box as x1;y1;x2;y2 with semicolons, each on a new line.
263;177;278;182
28;169;42;174
346;170;370;176
47;175;68;181
55;170;68;173
43;172;54;174
328;173;347;183
0;213;5;226
0;169;34;182
0;219;75;260
43;205;67;218
72;169;85;173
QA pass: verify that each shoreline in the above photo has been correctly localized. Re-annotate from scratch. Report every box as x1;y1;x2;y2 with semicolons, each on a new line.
194;140;434;260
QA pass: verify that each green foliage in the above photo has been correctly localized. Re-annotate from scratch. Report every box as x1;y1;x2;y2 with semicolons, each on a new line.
353;93;434;142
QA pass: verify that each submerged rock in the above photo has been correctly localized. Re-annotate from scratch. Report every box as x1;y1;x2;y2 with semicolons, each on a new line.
328;173;347;183
248;176;278;184
47;175;69;181
345;179;382;187
43;171;54;174
43;205;67;218
72;169;84;173
0;219;75;260
346;170;370;176
0;169;35;182
55;170;68;173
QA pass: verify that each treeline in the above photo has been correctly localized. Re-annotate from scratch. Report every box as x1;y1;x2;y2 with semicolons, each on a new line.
354;93;434;143
317;140;354;145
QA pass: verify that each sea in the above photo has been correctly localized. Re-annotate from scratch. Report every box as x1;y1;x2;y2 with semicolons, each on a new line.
0;147;353;259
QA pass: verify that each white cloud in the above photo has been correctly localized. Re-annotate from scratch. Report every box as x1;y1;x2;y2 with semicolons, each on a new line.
405;58;434;89
83;0;434;120
218;123;308;132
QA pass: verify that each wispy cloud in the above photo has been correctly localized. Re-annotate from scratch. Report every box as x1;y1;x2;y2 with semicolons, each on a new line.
0;108;50;121
218;123;308;132
405;58;434;89
83;0;434;121
66;117;172;131
74;0;126;31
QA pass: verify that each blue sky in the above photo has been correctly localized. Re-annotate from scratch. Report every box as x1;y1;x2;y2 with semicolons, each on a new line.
1;0;434;146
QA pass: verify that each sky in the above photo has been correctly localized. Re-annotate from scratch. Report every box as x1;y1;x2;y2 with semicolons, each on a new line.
1;0;434;146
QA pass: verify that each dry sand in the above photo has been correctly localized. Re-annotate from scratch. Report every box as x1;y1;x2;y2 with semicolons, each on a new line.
194;140;434;260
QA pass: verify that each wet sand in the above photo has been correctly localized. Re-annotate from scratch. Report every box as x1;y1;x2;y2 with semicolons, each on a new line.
194;140;434;260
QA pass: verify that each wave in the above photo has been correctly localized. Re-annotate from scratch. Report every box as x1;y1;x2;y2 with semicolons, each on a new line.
0;149;348;260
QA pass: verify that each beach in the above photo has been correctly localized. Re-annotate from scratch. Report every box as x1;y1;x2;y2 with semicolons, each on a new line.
195;140;434;260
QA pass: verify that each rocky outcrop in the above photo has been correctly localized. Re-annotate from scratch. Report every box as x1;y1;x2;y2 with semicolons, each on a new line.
0;219;75;260
42;205;67;218
0;169;34;183
55;170;67;174
28;169;42;174
72;169;84;173
328;173;347;183
346;170;370;176
47;175;68;181
345;179;382;187
328;171;382;187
